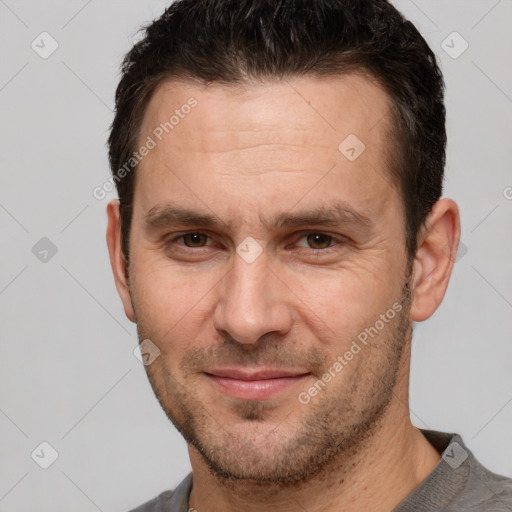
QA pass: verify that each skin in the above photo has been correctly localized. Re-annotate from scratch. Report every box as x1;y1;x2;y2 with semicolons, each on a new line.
106;73;460;512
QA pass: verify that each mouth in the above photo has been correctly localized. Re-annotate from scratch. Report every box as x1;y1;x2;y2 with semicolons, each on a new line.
203;368;311;400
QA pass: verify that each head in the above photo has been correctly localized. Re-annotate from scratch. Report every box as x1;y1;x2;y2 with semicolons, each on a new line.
106;0;460;485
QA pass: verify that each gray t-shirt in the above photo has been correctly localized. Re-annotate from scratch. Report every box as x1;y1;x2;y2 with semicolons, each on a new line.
129;429;512;511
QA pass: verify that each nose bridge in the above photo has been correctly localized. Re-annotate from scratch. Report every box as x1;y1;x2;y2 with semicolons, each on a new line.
213;249;291;344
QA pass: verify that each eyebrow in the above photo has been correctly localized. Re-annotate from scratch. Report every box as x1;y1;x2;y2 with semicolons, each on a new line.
143;200;374;233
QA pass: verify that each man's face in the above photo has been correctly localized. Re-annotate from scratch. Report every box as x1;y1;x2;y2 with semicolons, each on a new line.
125;73;413;483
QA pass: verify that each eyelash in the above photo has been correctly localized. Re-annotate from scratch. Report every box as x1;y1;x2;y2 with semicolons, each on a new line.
164;231;346;255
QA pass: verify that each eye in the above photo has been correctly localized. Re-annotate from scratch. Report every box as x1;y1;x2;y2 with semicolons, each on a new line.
180;232;210;247
294;233;342;251
166;232;213;249
164;231;346;256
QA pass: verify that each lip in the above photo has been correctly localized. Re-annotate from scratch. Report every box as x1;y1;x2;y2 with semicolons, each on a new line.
204;368;311;400
205;368;310;380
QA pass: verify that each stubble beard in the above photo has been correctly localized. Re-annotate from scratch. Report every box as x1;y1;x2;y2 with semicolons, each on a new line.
135;277;413;488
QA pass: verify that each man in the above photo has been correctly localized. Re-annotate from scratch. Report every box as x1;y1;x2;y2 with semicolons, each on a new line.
105;0;512;510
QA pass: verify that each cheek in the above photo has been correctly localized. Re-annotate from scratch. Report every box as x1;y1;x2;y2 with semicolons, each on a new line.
130;261;220;344
284;261;401;346
282;262;379;317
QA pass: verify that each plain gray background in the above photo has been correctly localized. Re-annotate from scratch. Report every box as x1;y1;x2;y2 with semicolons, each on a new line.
0;0;511;510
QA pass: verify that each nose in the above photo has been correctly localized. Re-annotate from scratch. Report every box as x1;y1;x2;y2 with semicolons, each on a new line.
213;248;293;345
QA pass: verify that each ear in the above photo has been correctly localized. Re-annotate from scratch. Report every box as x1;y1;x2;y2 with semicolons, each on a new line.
106;199;135;323
409;198;461;322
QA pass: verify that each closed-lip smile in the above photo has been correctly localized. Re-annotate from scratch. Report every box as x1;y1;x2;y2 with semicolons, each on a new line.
204;367;311;400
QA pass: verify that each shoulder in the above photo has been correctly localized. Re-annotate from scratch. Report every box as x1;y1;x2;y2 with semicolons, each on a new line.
438;432;512;511
128;490;174;512
127;472;193;512
404;430;512;512
457;457;512;511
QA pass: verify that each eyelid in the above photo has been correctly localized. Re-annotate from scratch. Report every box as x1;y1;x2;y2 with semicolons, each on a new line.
291;231;347;250
166;231;217;247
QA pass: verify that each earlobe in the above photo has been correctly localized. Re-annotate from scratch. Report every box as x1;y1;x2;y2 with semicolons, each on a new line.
409;198;460;323
106;199;136;323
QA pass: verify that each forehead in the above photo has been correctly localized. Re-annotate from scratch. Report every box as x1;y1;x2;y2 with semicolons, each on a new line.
140;72;392;149
134;72;400;229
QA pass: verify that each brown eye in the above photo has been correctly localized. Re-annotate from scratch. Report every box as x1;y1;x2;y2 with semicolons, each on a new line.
182;233;209;247
304;233;334;250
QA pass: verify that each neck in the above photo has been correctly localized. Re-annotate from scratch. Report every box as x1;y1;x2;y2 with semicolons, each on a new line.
188;344;441;512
